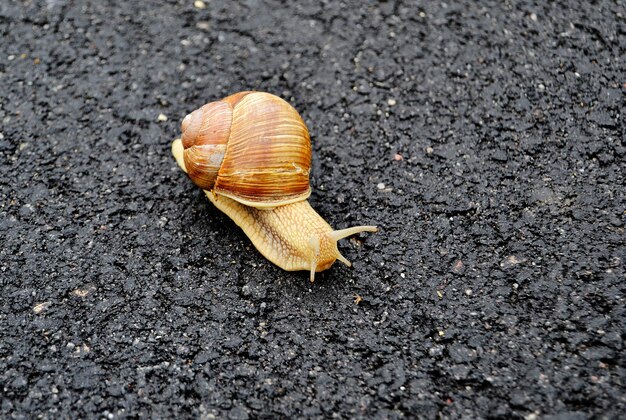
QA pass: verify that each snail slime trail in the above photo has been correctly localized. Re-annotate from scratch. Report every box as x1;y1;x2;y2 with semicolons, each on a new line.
171;91;377;282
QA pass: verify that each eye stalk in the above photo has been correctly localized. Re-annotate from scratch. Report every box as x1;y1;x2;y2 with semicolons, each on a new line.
307;226;378;283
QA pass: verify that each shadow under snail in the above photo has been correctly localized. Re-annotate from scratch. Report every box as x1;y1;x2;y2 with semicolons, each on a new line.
171;91;377;282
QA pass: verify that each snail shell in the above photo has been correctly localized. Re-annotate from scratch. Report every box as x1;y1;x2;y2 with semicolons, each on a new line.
181;91;311;208
172;91;376;282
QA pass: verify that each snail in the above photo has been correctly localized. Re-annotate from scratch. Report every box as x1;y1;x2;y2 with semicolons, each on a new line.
171;91;377;282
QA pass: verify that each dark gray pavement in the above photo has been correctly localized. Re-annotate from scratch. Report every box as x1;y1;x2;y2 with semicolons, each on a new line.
1;1;624;418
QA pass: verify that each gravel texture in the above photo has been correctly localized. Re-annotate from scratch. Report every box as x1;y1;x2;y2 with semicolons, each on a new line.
1;0;625;418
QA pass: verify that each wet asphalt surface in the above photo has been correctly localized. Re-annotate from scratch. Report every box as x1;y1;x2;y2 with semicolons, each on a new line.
1;0;625;418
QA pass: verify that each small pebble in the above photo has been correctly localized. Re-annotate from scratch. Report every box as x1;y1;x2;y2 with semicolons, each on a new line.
377;182;385;190
194;0;206;9
157;113;168;122
501;255;527;269
33;302;51;314
196;21;210;30
387;98;397;106
394;153;403;161
426;146;434;154
72;288;91;298
452;259;465;274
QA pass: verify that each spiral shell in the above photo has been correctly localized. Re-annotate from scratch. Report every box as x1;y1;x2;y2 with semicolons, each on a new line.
181;91;312;208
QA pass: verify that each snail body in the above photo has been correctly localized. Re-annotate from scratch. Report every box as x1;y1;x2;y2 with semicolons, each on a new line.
171;91;376;282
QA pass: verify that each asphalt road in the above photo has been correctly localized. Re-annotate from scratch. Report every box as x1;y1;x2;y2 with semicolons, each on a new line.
1;0;624;418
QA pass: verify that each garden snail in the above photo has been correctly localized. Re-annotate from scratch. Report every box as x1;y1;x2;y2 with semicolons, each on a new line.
171;91;377;282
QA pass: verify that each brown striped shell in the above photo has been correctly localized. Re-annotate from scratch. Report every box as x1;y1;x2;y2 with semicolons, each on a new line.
181;91;312;209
